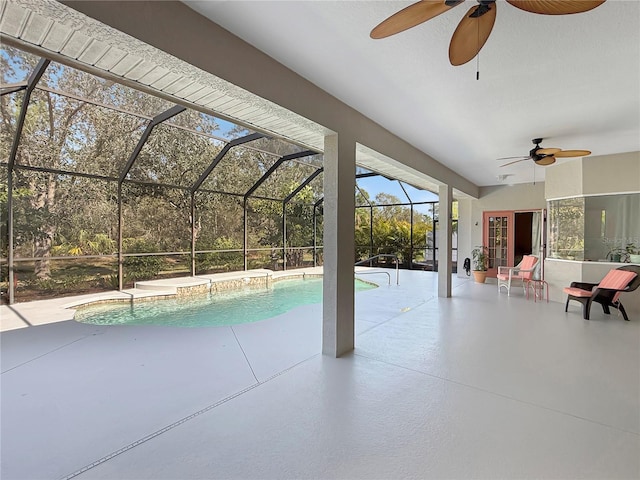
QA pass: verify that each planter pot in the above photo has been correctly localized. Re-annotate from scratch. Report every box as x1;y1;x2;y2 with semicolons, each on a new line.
629;254;640;264
472;270;487;284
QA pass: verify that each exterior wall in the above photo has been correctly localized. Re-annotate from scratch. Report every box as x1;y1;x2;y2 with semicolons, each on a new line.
545;160;583;200
582;152;640;196
457;182;546;276
546;152;640;199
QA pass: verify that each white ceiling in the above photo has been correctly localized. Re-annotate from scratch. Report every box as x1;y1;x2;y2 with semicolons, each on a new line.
184;0;640;187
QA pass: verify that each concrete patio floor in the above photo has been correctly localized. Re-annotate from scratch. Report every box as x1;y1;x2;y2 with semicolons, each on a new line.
1;269;638;479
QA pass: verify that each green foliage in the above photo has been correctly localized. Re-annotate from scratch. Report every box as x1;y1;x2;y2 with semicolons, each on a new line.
105;274;120;290
16;261;114;295
34;278;57;291
51;231;116;256
471;246;489;271
387;221;412;266
549;198;585;260
197;237;243;273
354;201;435;266
625;242;639;255
354;217;372;259
247;182;317;268
0;185;30;258
122;238;167;281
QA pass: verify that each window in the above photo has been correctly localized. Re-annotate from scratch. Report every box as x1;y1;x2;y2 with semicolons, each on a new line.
549;193;640;261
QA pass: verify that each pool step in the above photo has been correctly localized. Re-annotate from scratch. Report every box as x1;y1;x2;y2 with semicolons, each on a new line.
135;277;210;294
62;288;175;309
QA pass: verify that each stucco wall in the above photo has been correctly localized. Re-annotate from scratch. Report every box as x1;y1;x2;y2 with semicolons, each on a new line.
546;151;640;199
545;160;583;200
582;152;640;196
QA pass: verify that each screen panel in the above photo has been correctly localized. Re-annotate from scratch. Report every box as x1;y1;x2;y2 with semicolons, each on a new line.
129;123;224;187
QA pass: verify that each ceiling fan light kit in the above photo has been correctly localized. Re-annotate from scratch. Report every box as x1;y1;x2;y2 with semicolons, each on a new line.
370;0;607;66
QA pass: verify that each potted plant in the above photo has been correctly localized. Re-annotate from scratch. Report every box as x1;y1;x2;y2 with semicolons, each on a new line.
471;246;489;283
607;246;625;263
625;243;640;264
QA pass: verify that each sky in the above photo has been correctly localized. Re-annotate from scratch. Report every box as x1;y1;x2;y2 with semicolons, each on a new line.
356;172;438;203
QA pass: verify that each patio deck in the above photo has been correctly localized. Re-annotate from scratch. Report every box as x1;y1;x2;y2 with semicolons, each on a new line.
1;269;638;479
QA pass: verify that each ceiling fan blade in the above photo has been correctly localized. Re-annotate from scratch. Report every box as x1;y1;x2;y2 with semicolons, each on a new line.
536;147;561;155
496;155;529;161
534;155;556;166
499;158;529;168
370;1;463;39
506;0;606;15
554;149;592;157
449;2;497;66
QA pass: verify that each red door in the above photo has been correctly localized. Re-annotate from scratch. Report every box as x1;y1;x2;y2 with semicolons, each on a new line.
483;211;514;277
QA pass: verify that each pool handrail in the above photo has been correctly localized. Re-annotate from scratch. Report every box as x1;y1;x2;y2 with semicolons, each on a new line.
355;270;392;286
355;254;399;285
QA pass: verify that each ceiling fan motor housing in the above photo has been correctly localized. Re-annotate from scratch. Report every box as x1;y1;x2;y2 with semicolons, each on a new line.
530;150;547;162
531;138;546;162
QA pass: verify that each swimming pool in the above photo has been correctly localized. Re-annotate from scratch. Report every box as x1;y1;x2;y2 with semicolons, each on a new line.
74;277;377;328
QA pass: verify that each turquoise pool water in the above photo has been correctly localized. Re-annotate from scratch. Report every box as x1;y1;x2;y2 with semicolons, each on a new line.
75;277;377;328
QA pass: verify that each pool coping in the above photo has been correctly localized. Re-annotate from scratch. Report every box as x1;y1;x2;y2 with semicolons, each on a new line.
64;267;328;311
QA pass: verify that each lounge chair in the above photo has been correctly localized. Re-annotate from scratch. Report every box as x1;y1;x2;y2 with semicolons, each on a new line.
563;265;640;321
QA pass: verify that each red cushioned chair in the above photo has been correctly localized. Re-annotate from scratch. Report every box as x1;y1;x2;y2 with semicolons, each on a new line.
563;265;640;321
497;255;538;296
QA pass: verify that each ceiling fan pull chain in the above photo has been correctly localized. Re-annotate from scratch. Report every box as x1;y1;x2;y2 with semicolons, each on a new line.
533;164;536;185
476;15;480;80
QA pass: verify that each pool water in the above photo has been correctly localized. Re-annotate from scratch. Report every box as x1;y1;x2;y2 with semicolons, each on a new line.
74;277;377;328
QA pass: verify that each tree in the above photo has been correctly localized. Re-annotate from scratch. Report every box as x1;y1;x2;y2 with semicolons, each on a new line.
249;176;318;268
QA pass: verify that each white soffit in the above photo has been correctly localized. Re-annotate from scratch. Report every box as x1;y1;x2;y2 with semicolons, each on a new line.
0;0;329;152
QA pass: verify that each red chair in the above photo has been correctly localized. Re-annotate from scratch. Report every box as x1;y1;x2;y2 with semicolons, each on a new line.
497;255;538;296
563;265;640;321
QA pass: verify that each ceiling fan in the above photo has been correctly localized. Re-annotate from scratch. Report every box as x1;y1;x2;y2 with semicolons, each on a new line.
498;138;591;167
370;0;607;66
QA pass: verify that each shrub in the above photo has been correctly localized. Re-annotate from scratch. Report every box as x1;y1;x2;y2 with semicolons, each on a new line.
122;238;167;281
104;274;120;289
197;237;243;272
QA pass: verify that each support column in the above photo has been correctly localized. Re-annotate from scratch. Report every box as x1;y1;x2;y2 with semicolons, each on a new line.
438;184;453;298
322;134;355;357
